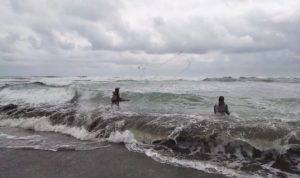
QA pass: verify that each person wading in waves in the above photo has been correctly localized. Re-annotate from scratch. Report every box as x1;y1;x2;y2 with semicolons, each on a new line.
214;96;230;115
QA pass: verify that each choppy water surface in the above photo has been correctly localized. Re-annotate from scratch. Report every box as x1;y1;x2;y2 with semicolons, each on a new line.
0;76;299;177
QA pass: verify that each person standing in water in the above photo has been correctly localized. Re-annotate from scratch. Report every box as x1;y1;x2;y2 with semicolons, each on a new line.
111;87;121;106
214;96;230;115
111;87;129;107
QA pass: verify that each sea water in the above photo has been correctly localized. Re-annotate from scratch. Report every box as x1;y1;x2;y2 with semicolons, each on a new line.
0;76;299;177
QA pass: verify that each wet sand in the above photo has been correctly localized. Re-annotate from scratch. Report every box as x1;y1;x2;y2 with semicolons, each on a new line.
0;144;227;178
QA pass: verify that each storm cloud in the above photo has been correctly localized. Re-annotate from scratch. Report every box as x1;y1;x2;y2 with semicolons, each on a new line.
0;0;299;77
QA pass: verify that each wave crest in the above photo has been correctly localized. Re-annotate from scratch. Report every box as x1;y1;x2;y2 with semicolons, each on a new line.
203;77;300;83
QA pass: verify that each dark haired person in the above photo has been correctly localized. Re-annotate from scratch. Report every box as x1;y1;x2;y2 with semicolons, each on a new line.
111;88;121;106
214;96;230;115
111;87;129;107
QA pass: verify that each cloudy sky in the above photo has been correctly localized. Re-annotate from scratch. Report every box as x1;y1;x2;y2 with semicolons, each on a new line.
0;0;299;77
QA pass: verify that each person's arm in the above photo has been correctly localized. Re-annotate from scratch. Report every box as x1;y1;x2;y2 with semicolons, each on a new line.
225;105;230;115
214;105;217;114
120;98;130;101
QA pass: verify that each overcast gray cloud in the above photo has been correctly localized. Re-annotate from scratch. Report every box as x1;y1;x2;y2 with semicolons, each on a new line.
0;0;299;77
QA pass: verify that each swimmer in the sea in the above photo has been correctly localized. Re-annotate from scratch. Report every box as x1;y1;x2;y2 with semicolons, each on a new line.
214;96;230;115
111;88;121;106
111;87;129;107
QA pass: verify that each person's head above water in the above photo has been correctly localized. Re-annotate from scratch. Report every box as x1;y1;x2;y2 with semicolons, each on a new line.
215;96;230;115
115;87;120;94
219;96;224;104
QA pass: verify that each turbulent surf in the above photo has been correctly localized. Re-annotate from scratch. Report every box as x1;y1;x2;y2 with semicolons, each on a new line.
0;77;299;177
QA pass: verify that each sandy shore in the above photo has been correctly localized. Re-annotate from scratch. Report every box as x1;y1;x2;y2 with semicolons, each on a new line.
0;144;227;178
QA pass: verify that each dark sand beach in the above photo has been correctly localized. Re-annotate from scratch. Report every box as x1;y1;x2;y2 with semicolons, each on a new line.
0;144;227;178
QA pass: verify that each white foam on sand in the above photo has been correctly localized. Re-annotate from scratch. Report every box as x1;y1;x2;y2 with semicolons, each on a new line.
0;117;97;140
115;130;262;178
106;130;244;177
106;130;264;177
107;130;137;144
128;145;261;178
0;133;42;140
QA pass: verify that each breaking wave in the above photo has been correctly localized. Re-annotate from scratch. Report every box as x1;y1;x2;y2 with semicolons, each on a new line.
0;77;299;177
203;77;300;83
0;102;299;177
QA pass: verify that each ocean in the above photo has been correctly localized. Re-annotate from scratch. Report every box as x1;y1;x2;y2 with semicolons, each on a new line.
0;76;299;177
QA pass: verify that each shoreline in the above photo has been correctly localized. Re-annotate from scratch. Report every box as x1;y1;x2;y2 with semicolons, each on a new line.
0;144;227;178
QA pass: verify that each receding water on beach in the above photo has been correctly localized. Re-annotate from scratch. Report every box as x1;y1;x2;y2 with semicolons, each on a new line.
0;76;299;177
